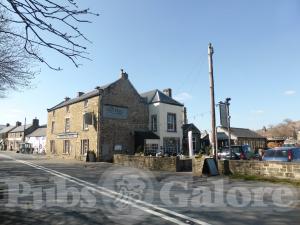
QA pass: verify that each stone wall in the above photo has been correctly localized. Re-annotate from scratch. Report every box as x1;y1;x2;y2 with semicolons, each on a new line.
218;160;300;180
114;154;192;172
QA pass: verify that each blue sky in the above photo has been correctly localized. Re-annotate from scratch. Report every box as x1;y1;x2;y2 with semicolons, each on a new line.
1;0;300;131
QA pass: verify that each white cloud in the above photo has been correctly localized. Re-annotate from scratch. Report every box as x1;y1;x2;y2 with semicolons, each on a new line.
284;90;296;96
174;92;192;102
251;110;265;115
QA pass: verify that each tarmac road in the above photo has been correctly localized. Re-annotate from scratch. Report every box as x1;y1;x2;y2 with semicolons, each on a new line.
0;151;300;225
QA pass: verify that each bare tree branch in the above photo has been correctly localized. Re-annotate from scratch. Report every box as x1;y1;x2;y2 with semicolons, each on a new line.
0;0;98;70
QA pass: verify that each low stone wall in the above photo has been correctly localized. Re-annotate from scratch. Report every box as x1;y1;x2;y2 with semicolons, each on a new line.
218;160;300;180
113;154;192;172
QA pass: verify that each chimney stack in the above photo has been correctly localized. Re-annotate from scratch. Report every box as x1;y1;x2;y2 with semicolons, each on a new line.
32;118;39;128
77;92;84;97
120;69;128;80
65;97;70;101
163;88;172;98
183;107;188;124
16;121;22;127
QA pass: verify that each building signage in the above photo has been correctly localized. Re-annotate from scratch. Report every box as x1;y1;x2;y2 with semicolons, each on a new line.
57;132;78;139
219;103;228;128
103;105;128;120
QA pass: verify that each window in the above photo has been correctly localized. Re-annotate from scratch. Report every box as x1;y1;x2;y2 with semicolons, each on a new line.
84;99;88;108
192;137;196;151
144;144;159;156
50;140;56;154
167;113;176;132
80;139;89;155
63;140;70;154
83;115;89;130
51;121;55;134
151;115;157;132
66;105;70;113
65;118;70;132
52;110;55;117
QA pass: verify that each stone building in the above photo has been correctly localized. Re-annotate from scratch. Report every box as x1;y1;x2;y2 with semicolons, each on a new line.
0;124;16;150
46;70;149;161
7;119;40;151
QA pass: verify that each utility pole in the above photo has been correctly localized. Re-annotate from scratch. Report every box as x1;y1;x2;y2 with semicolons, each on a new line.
208;43;217;159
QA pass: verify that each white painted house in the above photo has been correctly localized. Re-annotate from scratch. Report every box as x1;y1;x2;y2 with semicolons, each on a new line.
26;125;47;154
141;89;184;155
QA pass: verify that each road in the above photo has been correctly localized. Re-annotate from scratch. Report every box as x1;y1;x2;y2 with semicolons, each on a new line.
0;151;300;225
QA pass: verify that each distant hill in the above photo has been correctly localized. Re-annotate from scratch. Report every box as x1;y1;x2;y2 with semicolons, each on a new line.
257;119;300;138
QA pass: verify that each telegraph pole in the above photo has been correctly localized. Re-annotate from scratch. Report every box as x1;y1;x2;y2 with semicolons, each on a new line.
208;43;217;159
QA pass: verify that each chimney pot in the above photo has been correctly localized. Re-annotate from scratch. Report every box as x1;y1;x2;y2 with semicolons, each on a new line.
65;97;70;101
16;121;22;127
120;69;128;79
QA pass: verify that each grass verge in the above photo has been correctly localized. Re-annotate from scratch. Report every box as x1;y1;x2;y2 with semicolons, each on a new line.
230;174;300;187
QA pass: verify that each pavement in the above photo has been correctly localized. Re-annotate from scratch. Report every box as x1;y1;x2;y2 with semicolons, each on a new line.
0;151;300;225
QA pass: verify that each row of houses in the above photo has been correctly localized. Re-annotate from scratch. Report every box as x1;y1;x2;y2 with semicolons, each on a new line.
0;119;46;153
0;70;267;161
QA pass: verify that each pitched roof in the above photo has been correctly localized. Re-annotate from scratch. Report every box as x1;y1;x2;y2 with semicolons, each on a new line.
27;126;47;137
47;80;118;112
10;124;32;133
182;123;201;134
217;132;229;140
0;126;16;134
0;125;6;130
140;89;183;106
221;127;265;139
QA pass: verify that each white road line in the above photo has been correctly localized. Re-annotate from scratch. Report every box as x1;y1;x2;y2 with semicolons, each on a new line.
0;154;212;225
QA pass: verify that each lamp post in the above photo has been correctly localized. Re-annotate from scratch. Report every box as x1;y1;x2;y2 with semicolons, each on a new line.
225;98;232;159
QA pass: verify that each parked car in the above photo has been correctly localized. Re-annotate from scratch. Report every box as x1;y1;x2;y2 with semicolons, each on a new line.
218;145;255;160
262;147;300;162
18;142;33;154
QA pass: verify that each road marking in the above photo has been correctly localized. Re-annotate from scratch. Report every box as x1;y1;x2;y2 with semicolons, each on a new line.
0;154;212;225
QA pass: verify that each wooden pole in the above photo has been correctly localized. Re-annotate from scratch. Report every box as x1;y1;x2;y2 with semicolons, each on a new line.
208;43;217;159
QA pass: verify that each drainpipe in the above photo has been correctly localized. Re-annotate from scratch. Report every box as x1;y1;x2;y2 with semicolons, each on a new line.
95;87;103;161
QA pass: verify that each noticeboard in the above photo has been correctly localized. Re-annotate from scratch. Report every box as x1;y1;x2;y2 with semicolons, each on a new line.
103;105;128;120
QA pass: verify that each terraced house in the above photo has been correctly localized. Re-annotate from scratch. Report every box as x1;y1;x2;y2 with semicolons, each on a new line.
46;70;149;161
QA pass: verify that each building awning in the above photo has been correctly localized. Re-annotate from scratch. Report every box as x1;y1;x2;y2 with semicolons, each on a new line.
134;131;160;140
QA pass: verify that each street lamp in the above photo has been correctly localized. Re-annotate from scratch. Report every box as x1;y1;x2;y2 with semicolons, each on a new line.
225;98;232;159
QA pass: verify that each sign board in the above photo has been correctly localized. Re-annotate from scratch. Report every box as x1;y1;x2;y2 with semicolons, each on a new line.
57;132;78;139
103;105;128;120
219;103;228;128
205;158;219;176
